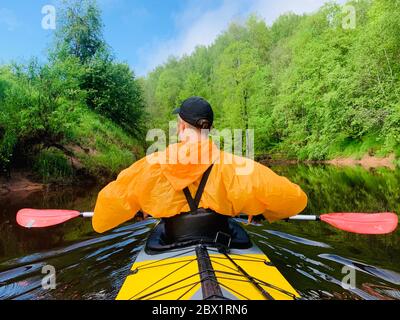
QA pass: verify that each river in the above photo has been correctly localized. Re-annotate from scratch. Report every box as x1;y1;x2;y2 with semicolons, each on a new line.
0;164;399;300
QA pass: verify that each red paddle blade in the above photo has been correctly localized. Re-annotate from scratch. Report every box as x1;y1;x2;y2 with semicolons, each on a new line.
16;209;81;228
320;213;398;235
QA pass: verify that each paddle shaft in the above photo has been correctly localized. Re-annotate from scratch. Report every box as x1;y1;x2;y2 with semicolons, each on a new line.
16;209;397;234
287;215;320;221
81;212;94;218
238;214;321;222
80;212;319;221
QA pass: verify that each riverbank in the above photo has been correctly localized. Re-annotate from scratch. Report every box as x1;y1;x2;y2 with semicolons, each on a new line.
326;154;396;170
0;172;45;197
0;108;145;195
259;154;397;170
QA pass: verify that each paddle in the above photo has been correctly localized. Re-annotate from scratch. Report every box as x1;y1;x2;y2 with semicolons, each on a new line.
16;209;398;235
16;209;94;228
243;212;398;235
321;213;398;234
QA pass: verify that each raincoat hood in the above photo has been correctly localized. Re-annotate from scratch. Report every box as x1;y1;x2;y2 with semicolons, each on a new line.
159;139;220;191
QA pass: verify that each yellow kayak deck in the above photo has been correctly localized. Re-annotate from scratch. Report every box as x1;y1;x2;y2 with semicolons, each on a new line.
116;244;299;300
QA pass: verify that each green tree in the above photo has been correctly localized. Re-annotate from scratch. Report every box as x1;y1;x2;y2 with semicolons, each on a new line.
214;40;259;131
53;0;146;139
54;0;108;63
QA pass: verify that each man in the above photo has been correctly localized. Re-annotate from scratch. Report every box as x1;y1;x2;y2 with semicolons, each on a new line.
92;97;307;233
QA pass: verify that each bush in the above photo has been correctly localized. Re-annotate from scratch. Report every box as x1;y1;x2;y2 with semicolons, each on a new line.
82;58;146;138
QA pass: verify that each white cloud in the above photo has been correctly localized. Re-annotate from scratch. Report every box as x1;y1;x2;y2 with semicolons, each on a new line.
136;0;242;76
249;0;347;24
0;8;20;31
136;0;348;76
172;1;242;56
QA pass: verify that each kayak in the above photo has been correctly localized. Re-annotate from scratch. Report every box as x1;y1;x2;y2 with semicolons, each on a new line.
116;218;299;300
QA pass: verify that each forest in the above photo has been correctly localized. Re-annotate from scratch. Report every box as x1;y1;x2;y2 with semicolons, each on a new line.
0;0;399;183
143;0;400;161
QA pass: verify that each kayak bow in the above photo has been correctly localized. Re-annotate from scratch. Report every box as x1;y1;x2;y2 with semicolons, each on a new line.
116;220;299;301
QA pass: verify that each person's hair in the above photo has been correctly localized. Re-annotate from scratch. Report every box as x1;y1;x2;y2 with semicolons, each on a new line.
178;116;212;137
195;119;212;130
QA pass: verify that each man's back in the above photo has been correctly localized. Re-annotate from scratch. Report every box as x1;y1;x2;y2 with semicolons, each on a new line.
93;139;307;233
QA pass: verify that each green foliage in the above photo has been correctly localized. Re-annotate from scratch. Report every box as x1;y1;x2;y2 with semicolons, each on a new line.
82;58;146;138
54;0;146;140
270;12;304;44
72;110;142;179
54;0;108;63
33;148;74;183
0;131;16;176
0;58;86;172
144;0;400;161
0;0;146;182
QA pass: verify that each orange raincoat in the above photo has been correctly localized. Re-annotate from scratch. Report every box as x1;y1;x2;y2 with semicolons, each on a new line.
93;140;308;233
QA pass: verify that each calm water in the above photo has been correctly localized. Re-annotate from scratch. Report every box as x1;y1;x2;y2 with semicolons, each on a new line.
0;164;399;300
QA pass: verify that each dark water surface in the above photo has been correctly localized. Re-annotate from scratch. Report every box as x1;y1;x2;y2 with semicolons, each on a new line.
0;164;399;300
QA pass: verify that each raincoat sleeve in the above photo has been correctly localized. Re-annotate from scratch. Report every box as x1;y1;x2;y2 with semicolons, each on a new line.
253;162;308;222
92;159;145;233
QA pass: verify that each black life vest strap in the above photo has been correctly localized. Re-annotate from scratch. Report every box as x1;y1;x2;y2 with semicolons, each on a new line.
183;164;214;212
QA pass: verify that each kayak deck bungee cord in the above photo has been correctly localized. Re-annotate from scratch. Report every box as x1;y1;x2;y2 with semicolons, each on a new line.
116;219;299;301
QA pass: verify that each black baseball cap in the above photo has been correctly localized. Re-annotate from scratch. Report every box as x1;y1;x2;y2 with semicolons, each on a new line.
173;97;214;128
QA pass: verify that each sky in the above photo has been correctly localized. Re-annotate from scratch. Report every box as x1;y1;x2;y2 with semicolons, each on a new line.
0;0;347;76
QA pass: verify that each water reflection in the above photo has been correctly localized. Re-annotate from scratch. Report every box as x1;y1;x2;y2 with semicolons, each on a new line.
0;219;155;300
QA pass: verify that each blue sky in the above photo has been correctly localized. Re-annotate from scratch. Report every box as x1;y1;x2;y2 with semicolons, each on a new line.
0;0;346;76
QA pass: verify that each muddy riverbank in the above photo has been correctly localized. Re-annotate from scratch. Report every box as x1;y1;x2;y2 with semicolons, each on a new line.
259;154;397;170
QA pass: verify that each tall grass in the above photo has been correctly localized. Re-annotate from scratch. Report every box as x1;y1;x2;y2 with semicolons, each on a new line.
33;148;74;183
